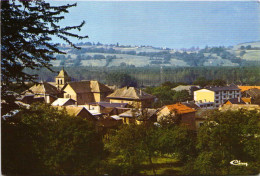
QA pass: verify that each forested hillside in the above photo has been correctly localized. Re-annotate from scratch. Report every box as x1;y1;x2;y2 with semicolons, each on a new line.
26;66;260;86
50;41;260;67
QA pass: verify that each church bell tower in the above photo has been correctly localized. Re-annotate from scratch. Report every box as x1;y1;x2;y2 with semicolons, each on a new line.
56;68;70;89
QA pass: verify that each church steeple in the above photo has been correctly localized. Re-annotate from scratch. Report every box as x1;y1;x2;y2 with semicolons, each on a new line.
56;68;70;89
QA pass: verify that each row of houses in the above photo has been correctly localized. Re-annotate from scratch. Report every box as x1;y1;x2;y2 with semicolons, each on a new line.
16;69;260;131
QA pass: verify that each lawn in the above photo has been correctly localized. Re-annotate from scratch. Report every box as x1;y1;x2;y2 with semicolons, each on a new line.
104;154;183;175
140;156;182;175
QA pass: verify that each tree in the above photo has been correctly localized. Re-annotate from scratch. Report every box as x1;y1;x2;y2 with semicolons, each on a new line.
105;72;138;88
193;77;209;87
240;46;246;50
172;90;192;103
106;124;151;175
194;110;260;175
2;103;104;175
246;45;252;50
1;0;88;97
145;86;175;107
210;79;226;86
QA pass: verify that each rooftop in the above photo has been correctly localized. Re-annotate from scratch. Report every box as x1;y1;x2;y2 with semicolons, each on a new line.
166;103;197;114
52;98;76;106
56;68;69;78
207;83;240;91
88;102;128;108
107;87;155;100
238;86;260;92
119;108;157;119
225;98;245;104
27;82;60;95
64;80;112;93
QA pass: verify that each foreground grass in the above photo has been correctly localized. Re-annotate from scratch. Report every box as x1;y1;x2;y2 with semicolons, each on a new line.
140;156;182;175
102;154;182;175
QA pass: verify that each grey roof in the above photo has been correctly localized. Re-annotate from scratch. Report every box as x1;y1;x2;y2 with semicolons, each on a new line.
119;108;157;119
181;101;200;109
207;84;240;91
88;102;128;108
107;87;155;100
172;85;199;91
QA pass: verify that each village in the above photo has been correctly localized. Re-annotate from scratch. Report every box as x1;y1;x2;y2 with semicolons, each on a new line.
13;68;260;132
2;1;260;175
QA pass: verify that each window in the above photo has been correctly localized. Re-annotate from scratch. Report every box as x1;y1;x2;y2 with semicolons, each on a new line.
216;96;219;99
216;101;219;103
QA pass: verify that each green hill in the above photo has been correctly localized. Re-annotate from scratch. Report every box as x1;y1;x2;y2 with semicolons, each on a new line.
232;41;260;61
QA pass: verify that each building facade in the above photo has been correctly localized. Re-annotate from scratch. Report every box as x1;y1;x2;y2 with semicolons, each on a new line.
194;84;241;107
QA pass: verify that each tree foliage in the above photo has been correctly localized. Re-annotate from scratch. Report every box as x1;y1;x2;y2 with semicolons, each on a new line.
106;123;196;175
105;72;138;88
192;110;260;175
1;0;88;96
2;103;104;175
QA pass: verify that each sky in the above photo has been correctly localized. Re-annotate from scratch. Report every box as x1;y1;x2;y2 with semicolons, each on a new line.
49;1;260;49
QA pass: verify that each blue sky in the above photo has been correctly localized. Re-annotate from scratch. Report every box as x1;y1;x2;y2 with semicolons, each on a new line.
50;1;260;49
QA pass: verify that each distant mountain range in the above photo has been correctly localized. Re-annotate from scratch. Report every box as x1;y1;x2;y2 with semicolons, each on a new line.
51;41;260;67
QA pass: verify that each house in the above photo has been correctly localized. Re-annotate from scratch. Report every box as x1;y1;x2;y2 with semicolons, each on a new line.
238;86;260;92
119;108;158;125
23;82;63;104
194;84;241;107
97;116;123;130
17;94;45;105
86;102;129;113
194;109;215;130
107;87;155;108
55;106;97;121
62;80;112;105
223;98;246;105
182;100;214;109
172;85;200;95
157;103;197;130
181;101;200;110
51;98;76;106
242;88;260;100
219;104;260;112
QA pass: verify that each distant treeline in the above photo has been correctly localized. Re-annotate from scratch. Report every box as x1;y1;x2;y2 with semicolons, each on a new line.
25;66;260;86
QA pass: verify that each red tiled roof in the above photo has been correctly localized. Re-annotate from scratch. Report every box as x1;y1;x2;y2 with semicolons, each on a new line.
238;86;260;92
166;103;196;114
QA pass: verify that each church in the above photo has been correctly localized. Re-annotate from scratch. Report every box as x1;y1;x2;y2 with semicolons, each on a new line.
23;68;112;105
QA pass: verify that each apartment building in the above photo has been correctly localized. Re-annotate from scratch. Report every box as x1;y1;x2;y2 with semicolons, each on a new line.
194;84;241;107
